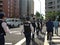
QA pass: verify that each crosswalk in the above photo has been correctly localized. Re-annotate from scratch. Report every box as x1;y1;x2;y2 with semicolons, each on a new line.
10;31;22;35
51;34;60;45
5;31;22;45
44;32;60;45
5;43;12;45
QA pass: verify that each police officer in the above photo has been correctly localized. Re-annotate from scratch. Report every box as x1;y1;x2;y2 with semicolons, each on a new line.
0;13;10;45
31;18;36;38
36;19;41;36
23;17;33;45
46;19;54;40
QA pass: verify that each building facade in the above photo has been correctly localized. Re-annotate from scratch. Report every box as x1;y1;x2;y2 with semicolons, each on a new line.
30;0;34;17
7;0;20;18
45;0;60;13
19;0;27;18
0;0;4;13
19;0;34;18
0;0;20;18
14;0;20;18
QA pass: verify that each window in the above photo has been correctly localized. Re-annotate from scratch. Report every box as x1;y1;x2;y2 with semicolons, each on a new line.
48;7;53;9
0;1;3;3
48;2;53;6
57;0;60;3
57;5;60;8
0;10;3;12
0;5;3;7
53;6;55;9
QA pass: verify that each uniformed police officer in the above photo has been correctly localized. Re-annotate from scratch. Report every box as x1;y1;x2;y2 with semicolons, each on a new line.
31;18;36;39
36;19;41;36
0;13;10;45
23;17;33;45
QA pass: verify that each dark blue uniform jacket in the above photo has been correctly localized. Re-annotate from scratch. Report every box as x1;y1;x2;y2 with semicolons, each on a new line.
46;21;54;32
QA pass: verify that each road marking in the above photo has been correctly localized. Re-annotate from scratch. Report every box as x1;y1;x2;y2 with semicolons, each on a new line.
15;38;26;45
52;36;60;39
5;43;12;45
10;31;22;35
15;33;22;35
10;31;20;33
44;32;49;45
52;40;60;42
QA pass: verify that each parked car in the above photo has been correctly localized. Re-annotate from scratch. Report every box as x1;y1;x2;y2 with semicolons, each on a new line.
5;18;21;28
13;19;21;27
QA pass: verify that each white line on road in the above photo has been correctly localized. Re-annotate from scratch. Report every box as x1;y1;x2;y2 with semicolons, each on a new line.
10;31;20;33
44;32;49;45
15;38;26;45
5;43;12;45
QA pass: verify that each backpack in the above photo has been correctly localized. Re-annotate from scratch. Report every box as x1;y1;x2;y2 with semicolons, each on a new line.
24;22;31;34
0;20;6;36
32;20;36;28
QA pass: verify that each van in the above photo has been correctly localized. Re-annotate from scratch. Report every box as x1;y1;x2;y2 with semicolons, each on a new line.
5;18;21;28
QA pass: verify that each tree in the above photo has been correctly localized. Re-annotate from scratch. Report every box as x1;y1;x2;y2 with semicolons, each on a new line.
45;11;59;21
36;11;44;20
36;11;40;18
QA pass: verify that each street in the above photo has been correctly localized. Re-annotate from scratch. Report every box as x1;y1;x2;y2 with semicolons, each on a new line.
5;25;60;45
5;25;46;45
5;25;25;45
44;27;60;45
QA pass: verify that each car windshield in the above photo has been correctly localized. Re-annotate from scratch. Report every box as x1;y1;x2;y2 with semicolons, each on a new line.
6;20;12;22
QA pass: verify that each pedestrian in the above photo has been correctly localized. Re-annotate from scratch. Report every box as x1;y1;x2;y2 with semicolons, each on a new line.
0;13;10;45
23;17;34;45
36;19;41;37
53;19;59;36
31;18;36;38
46;19;54;40
40;19;43;32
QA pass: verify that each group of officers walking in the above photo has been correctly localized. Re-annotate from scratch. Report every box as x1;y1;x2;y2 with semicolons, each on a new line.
0;12;59;45
0;13;43;45
23;17;43;45
23;17;59;45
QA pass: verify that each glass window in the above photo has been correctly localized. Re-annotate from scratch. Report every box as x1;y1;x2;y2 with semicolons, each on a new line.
0;10;3;12
0;5;3;7
57;0;60;3
57;5;60;8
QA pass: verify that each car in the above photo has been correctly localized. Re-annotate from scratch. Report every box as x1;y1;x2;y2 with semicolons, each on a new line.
5;18;14;28
13;19;21;27
5;18;21;28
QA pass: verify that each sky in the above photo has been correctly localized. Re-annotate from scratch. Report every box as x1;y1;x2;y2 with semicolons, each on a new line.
34;0;45;15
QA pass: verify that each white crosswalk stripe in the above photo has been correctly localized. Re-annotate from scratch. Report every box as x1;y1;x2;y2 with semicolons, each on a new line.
5;43;12;45
51;34;60;43
44;32;60;45
10;31;22;35
44;32;49;45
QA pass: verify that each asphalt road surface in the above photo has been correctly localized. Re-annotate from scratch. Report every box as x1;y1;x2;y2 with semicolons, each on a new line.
5;25;46;45
5;25;24;45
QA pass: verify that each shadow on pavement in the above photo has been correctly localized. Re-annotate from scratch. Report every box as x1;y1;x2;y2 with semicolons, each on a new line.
31;39;39;45
41;32;45;35
38;36;44;42
49;42;56;45
37;32;45;42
